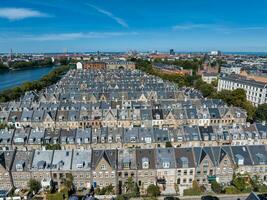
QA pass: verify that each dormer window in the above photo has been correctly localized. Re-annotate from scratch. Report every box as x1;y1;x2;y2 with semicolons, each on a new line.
181;157;189;168
76;162;84;169
116;136;121;142
145;137;151;143
101;164;106;170
256;153;265;165
235;154;244;165
130;136;136;142
142;157;149;169
123;162;130;169
16;162;25;171
163;161;170;168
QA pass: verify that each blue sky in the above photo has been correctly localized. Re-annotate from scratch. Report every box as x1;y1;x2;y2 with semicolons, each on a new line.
0;0;267;52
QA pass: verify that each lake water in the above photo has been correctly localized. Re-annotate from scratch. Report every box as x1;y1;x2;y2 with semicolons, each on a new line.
0;66;54;91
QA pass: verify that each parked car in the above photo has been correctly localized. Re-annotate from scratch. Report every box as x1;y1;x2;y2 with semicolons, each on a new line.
201;195;219;200
164;196;180;200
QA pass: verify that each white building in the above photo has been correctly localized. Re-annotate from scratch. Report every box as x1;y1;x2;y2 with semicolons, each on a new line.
220;65;242;75
210;51;222;56
218;75;267;106
202;72;218;84
76;62;83;69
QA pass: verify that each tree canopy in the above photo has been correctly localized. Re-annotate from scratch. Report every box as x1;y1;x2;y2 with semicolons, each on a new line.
255;103;267;121
146;184;160;197
28;179;41;194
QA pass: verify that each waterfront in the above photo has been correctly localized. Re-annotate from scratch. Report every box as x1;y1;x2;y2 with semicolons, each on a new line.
0;66;54;91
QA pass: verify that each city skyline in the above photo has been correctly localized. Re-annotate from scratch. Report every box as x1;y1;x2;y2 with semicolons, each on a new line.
1;0;267;52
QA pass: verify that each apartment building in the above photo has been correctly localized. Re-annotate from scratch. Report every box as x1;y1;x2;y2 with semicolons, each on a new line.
218;74;267;106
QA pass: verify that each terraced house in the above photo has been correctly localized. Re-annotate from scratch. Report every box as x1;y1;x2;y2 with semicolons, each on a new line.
0;68;265;197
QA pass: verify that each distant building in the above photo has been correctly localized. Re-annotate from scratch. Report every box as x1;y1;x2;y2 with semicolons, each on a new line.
105;60;135;70
210;51;222;56
84;62;106;69
153;63;192;75
76;62;83;70
202;72;218;84
220;64;241;75
240;70;267;84
170;49;175;55
218;74;267;106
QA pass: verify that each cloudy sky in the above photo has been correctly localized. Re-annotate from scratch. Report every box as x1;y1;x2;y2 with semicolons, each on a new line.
0;0;267;52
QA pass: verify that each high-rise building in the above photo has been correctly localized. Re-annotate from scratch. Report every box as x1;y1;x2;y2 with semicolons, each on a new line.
210;50;222;56
170;49;175;55
9;48;13;61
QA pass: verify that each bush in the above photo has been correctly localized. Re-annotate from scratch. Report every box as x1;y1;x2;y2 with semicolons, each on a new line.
232;174;253;193
258;185;267;193
46;193;64;200
183;180;204;196
123;177;139;198
116;195;128;200
46;189;68;200
143;197;157;200
255;103;267;121
224;186;241;194
28;179;41;194
146;184;160;197
211;181;222;194
183;188;201;196
45;144;61;150
95;185;115;195
165;141;173;148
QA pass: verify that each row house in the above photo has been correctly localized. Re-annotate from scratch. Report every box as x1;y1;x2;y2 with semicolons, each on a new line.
1;122;267;151
1;106;247;130
2;145;267;195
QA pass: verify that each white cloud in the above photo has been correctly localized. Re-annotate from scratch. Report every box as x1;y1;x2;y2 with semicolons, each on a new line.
172;23;208;30
0;7;50;20
87;4;128;28
7;32;138;41
173;23;266;33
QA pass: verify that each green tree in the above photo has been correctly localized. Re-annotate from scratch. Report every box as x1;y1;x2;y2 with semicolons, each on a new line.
224;186;240;194
199;83;216;97
211;79;218;87
165;141;173;148
255;103;267;121
95;185;115;195
61;173;74;192
45;144;61;150
232;173;253;193
216;89;256;121
183;180;204;196
123;177;140;197
58;57;69;65
28;179;41;194
146;184;160;197
0;62;9;72
211;181;222;194
116;195;127;200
